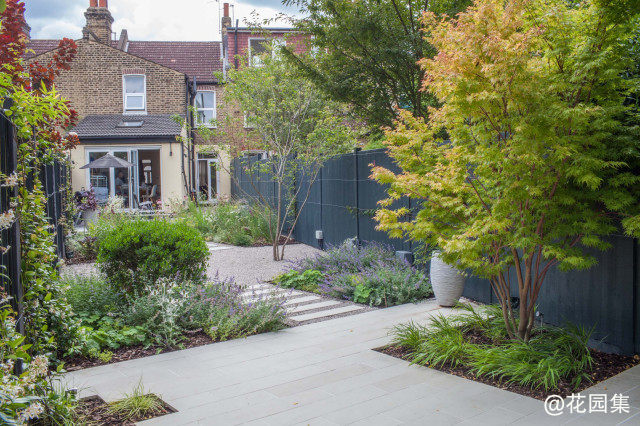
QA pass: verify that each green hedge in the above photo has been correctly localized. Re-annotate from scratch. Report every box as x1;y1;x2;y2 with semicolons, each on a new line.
97;219;208;293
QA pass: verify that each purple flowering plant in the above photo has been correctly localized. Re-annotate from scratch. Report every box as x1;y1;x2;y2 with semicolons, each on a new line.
280;241;432;307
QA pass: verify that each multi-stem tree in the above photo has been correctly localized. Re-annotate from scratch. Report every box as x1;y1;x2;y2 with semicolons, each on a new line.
372;0;640;341
199;44;355;261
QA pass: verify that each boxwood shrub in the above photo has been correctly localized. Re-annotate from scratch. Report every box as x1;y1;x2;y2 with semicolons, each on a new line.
97;219;208;293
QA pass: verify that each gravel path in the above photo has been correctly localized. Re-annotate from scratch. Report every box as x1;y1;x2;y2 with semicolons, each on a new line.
61;243;323;286
206;242;322;286
62;242;375;326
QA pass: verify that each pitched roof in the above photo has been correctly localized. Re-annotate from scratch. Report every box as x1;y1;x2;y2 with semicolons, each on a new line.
24;39;62;60
25;38;223;82
126;41;222;82
73;114;182;139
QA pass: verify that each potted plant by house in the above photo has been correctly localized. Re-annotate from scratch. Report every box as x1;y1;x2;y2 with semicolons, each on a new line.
430;251;465;307
78;188;98;225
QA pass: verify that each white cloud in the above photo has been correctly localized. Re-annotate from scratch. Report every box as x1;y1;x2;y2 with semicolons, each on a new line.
25;0;302;41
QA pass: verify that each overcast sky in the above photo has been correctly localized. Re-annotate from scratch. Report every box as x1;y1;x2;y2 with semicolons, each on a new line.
24;0;301;41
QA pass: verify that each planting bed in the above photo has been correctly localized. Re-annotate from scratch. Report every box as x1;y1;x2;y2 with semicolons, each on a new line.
75;395;175;425
64;331;214;371
376;342;640;400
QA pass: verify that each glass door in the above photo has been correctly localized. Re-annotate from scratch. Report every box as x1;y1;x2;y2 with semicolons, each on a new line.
196;154;219;202
208;161;218;201
130;149;140;209
113;151;131;208
88;151;110;203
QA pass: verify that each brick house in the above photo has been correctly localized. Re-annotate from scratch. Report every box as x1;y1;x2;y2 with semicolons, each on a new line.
25;0;305;209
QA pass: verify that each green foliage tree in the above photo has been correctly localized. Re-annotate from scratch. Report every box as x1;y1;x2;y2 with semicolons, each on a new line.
372;0;640;341
201;44;356;261
283;0;471;128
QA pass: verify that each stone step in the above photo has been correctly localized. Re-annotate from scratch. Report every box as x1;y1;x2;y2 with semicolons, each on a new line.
241;287;294;297
282;295;322;306
287;300;342;314
288;305;366;322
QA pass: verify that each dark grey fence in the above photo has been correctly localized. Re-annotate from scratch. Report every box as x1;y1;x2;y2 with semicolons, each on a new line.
1;102;69;333
232;149;640;355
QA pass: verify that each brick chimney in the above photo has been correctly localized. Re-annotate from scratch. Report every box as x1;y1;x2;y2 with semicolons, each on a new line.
221;3;231;32
83;0;114;44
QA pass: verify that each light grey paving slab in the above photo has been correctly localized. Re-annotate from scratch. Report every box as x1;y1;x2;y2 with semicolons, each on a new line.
282;295;323;306
289;305;366;322
287;300;342;314
63;299;640;426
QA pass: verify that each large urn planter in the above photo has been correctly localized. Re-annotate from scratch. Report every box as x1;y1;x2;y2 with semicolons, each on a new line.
430;251;465;307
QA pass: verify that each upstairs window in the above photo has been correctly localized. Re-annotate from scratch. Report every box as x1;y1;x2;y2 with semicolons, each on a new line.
249;38;267;66
195;91;216;127
123;74;146;113
243;112;256;128
272;38;286;59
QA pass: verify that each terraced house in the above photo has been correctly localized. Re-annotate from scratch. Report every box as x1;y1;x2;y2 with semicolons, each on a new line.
25;0;303;209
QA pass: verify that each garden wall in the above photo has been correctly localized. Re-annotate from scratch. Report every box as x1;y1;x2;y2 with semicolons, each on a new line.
232;149;640;355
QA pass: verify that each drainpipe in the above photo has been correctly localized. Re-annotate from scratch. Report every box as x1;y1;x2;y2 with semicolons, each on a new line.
181;75;189;199
190;76;198;202
234;19;239;69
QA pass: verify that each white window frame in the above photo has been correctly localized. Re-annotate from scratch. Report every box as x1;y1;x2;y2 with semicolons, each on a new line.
122;74;146;114
196;153;220;202
272;38;286;59
248;37;267;66
243;112;256;129
194;90;217;128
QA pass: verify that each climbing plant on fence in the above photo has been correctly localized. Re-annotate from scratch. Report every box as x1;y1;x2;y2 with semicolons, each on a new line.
0;0;81;357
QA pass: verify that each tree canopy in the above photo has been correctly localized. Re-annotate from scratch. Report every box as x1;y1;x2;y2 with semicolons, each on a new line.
372;0;640;341
283;0;471;129
201;45;356;260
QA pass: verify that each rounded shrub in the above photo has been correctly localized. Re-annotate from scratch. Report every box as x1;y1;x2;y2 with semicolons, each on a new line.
97;219;208;293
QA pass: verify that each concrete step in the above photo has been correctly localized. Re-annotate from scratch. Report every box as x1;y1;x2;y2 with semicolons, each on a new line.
287;300;342;314
288;305;366;323
282;295;323;306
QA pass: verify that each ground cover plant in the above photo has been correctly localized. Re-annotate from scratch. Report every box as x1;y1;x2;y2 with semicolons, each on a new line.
179;200;273;246
382;305;640;399
274;241;432;307
62;273;286;369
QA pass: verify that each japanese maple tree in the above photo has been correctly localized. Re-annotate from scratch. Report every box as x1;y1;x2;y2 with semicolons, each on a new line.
372;0;640;341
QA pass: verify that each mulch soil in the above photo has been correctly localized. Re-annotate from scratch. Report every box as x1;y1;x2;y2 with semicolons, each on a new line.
250;236;300;247
376;331;640;401
64;330;214;371
75;395;175;425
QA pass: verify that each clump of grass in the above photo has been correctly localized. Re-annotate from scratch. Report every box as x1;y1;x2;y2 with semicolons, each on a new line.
391;304;594;391
107;381;164;421
179;200;274;246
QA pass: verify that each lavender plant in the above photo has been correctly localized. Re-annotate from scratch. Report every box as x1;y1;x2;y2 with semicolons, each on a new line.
277;241;432;306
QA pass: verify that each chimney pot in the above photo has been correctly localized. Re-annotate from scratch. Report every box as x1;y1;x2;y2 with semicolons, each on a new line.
98;0;108;7
223;3;229;18
90;0;98;6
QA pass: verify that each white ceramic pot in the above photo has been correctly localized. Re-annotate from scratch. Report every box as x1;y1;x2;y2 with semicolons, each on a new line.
430;251;465;307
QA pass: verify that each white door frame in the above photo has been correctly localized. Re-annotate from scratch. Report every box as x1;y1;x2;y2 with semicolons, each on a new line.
196;154;220;202
85;146;161;209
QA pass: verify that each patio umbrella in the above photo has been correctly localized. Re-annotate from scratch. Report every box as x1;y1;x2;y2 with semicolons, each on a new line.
80;154;138;208
80;153;134;169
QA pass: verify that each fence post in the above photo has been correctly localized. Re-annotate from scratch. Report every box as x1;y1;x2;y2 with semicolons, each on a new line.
354;148;361;245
